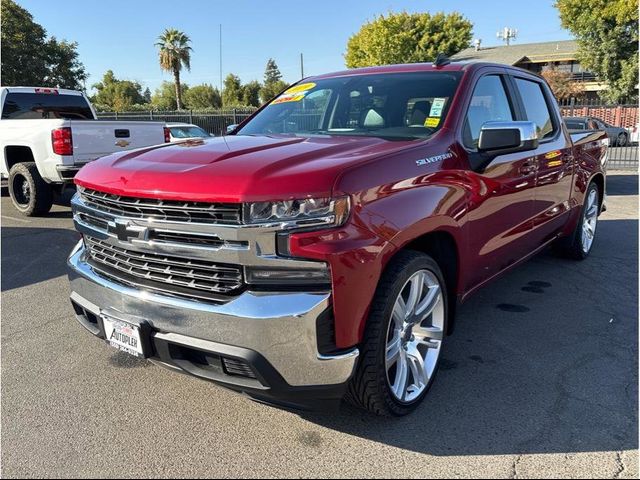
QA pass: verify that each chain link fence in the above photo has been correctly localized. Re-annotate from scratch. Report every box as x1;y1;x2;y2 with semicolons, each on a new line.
98;102;638;170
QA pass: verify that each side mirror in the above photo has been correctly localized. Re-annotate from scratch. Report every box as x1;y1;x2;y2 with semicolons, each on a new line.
478;121;539;154
226;124;238;135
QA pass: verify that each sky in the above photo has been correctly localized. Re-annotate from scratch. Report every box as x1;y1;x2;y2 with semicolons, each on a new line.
18;0;572;94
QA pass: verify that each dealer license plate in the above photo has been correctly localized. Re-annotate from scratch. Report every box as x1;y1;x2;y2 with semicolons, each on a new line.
102;316;144;358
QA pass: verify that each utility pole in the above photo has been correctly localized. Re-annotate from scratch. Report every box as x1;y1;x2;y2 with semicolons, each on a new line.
496;27;518;46
300;53;304;79
219;24;223;91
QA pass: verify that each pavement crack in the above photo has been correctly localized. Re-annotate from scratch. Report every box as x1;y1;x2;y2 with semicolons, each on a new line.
511;454;522;479
613;451;626;478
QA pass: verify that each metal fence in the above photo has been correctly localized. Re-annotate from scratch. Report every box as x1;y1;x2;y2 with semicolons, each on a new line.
97;102;638;170
558;99;638;170
96;108;258;136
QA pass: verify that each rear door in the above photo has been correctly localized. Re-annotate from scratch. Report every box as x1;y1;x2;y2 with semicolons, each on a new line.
462;72;539;289
510;75;575;245
70;120;166;165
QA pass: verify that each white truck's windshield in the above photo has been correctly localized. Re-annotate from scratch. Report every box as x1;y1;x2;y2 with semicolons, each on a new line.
237;71;462;140
1;92;94;120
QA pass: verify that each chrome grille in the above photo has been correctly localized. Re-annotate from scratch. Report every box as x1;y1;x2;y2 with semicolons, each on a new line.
85;237;243;300
79;188;242;225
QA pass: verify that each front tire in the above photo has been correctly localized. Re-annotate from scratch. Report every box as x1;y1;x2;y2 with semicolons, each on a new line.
346;251;447;416
8;162;53;216
616;133;628;147
558;182;599;260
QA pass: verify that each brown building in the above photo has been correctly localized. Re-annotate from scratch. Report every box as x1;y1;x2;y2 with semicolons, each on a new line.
452;40;605;100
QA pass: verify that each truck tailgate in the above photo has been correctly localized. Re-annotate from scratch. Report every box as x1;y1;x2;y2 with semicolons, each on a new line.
70;120;166;164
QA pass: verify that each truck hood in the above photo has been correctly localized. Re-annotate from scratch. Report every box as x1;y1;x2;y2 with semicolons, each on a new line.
75;134;418;202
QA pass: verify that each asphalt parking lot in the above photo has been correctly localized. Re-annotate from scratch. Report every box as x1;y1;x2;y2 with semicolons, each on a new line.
1;173;638;478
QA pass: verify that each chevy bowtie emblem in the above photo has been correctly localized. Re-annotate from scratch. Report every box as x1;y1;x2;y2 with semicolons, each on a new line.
115;140;131;147
107;219;146;242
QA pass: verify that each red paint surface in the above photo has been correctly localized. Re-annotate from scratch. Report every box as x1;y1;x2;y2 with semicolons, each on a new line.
75;62;607;349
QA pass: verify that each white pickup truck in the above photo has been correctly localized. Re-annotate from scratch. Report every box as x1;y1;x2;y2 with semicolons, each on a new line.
0;87;168;216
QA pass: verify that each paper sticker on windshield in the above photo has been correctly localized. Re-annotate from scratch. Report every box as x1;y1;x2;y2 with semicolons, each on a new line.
271;82;317;105
284;82;316;94
272;93;306;105
425;117;440;128
429;98;447;117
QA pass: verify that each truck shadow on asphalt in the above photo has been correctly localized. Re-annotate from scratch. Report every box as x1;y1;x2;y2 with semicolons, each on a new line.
301;215;638;456
606;174;638;196
1;227;78;291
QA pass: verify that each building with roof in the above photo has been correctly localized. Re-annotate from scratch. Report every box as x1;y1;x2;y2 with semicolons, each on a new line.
452;40;605;99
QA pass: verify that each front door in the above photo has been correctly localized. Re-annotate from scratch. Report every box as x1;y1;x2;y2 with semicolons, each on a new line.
461;74;539;289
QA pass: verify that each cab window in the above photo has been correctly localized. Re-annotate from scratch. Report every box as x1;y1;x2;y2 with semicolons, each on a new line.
514;78;556;139
463;75;515;149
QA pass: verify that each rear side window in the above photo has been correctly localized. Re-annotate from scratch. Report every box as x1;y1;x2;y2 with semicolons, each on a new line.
565;120;585;130
463;75;514;149
1;92;94;120
514;78;555;139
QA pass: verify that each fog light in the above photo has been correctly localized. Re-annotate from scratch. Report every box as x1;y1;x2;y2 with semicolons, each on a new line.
245;266;330;285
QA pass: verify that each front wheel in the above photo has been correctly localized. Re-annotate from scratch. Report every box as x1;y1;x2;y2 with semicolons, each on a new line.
346;251;447;416
616;133;628;147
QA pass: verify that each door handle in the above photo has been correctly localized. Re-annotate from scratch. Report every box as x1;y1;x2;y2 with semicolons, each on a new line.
519;160;536;175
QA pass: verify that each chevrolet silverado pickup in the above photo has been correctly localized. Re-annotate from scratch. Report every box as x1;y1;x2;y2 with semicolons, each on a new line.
67;61;608;416
0;87;169;216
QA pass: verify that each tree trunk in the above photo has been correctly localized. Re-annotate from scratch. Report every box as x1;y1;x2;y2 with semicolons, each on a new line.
174;68;182;110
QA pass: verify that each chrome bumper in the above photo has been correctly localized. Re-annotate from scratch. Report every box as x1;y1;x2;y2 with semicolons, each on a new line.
67;240;358;388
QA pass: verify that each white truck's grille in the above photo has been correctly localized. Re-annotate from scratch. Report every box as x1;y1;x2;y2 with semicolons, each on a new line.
85;237;244;300
79;187;242;225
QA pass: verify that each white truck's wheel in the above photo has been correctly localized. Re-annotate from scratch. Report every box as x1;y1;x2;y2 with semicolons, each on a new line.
8;162;53;216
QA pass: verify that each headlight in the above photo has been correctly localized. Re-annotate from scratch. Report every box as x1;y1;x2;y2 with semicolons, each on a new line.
245;196;350;226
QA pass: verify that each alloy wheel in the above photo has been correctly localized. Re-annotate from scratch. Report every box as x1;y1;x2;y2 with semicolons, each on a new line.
385;269;445;403
581;188;598;254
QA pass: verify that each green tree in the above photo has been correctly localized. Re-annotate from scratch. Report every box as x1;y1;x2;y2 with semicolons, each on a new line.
155;28;192;110
556;0;638;102
92;70;145;111
259;58;288;103
184;83;222;108
1;0;86;88
242;80;262;107
152;81;189;110
344;11;473;68
143;87;152;104
263;58;282;84
222;74;244;107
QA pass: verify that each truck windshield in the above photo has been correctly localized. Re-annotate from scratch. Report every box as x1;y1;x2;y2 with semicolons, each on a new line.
1;92;94;120
237;71;462;141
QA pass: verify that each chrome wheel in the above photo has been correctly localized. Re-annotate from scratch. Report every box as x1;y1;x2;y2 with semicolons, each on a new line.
581;188;598;253
385;269;445;403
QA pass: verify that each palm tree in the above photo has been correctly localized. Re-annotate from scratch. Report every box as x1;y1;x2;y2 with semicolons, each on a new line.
155;28;192;110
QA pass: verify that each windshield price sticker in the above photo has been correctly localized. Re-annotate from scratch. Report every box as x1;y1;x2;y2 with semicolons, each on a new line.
271;82;317;105
430;98;447;117
425;117;440;128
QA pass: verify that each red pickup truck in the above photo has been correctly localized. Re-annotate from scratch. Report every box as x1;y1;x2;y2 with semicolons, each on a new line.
67;61;608;416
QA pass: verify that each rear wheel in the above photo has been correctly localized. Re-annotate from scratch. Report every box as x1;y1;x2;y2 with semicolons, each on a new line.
8;162;53;216
558;182;599;260
346;251;447;416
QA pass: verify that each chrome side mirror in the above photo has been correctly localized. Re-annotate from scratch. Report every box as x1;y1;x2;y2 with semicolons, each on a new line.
226;124;238;135
478;121;539;154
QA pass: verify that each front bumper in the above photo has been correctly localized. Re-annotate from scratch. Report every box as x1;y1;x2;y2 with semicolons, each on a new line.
67;241;358;410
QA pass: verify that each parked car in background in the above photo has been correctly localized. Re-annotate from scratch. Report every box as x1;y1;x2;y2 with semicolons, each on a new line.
67;61;608;416
564;116;629;146
167;122;212;142
0;87;169;216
